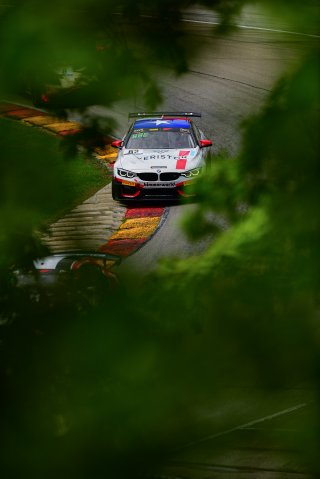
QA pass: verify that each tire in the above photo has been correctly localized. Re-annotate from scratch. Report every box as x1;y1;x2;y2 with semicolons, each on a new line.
111;180;120;201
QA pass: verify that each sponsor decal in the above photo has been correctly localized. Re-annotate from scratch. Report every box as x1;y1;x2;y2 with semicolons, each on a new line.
144;182;176;188
131;133;148;139
124;149;144;155
179;150;190;157
143;154;177;160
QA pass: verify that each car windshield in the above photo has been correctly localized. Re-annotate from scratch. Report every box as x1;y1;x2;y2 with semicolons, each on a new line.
126;129;195;149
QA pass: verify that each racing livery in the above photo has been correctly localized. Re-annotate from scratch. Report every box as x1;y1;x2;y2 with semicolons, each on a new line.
111;112;212;201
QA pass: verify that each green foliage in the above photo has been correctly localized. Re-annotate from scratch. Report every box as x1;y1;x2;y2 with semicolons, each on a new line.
148;14;319;474
0;1;252;116
0;291;184;478
0;0;320;477
0;118;108;267
158;43;320;381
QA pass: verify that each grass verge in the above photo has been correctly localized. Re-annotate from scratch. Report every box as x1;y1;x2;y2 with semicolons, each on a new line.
0;117;111;227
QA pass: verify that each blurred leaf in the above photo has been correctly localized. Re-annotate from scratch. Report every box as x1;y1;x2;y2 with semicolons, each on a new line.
1;1;320;477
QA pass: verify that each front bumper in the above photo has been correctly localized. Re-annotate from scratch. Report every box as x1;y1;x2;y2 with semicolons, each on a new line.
113;177;196;200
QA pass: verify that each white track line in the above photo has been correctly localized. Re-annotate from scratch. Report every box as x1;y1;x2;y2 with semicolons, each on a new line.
112;11;319;38
179;402;308;451
182;18;319;39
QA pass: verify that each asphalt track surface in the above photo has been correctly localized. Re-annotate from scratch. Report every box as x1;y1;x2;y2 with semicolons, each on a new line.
71;6;318;477
126;7;317;479
112;6;318;274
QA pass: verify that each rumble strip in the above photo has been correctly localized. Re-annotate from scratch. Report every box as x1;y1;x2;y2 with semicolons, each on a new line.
99;207;166;257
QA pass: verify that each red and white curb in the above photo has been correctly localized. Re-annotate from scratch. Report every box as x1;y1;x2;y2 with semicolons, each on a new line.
99;206;167;257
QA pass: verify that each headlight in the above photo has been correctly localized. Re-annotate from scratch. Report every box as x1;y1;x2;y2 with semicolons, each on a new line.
117;168;136;178
181;168;202;178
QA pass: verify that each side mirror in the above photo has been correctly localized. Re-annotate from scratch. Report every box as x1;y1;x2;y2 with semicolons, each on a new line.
111;140;123;148
199;139;212;148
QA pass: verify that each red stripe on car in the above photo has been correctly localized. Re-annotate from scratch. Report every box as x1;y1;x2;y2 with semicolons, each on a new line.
178;150;190;157
176;159;187;169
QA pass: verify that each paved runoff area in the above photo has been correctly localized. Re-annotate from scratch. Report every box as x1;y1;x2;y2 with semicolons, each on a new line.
43;184;126;252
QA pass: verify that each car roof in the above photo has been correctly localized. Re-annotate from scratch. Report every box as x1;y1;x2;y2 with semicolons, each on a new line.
133;118;191;130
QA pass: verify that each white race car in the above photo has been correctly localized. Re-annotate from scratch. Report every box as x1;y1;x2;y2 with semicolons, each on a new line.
14;253;121;288
111;112;212;201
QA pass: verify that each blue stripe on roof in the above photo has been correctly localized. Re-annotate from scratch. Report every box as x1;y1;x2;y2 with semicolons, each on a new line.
133;119;190;129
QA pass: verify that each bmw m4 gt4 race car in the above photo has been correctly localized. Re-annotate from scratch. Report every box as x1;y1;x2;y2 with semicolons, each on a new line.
111;112;212;201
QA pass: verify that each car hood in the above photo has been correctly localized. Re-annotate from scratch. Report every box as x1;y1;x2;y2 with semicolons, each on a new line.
116;147;202;172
